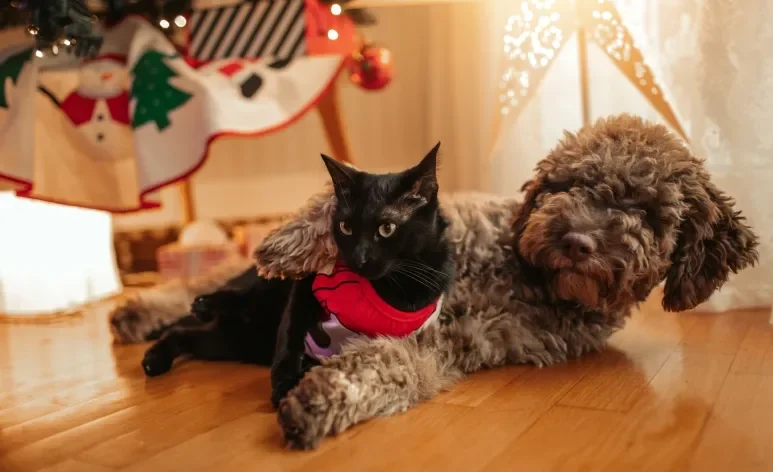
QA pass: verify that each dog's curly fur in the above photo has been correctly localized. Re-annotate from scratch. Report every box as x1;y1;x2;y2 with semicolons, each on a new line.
107;115;758;449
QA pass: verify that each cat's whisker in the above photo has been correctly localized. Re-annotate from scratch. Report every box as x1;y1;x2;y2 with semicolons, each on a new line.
394;266;443;292
394;262;442;282
395;261;449;285
394;270;437;292
398;260;450;279
386;274;408;298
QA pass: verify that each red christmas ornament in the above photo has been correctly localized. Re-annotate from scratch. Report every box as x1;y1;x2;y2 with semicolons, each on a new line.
348;44;393;91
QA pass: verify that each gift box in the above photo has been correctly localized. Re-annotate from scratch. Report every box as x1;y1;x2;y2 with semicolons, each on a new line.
156;241;244;280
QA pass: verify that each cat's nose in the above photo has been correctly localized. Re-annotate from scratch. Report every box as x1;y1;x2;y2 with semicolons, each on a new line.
352;253;369;268
351;248;368;268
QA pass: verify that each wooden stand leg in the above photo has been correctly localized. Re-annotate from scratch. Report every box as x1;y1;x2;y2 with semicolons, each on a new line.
316;80;353;164
179;180;196;224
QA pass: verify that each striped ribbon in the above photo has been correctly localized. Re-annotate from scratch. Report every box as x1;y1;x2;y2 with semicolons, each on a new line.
189;0;307;62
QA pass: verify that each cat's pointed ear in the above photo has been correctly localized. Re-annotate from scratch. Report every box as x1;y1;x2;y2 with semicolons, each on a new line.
321;154;358;189
406;142;440;200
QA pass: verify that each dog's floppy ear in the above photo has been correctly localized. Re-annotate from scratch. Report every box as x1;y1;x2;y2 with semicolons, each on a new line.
254;187;339;279
662;176;758;311
511;177;544;241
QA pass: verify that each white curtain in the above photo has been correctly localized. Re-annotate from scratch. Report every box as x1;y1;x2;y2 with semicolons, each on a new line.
482;0;772;312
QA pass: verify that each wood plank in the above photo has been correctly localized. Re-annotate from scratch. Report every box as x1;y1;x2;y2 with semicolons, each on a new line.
1;300;771;471
481;351;734;471
0;365;265;470
307;403;470;472
688;373;773;472
38;459;114;472
679;311;754;355
730;321;773;374
431;365;528;407
77;380;270;469
390;362;591;472
556;326;676;411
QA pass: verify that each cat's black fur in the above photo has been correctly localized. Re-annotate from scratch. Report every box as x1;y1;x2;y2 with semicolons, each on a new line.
141;144;454;408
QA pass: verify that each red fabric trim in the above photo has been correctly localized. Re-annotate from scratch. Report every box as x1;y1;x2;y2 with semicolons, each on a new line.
0;58;347;214
218;62;244;78
81;53;128;65
106;92;131;125
59;91;131;126
60;93;97;126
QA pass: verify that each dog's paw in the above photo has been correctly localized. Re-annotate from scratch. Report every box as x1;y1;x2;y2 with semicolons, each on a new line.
271;371;303;410
277;386;328;450
109;299;158;344
142;348;174;377
276;367;355;450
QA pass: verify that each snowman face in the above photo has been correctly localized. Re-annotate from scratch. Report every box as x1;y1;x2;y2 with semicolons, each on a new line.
77;59;129;99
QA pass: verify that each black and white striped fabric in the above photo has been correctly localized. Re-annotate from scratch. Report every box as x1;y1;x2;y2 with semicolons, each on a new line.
189;0;306;62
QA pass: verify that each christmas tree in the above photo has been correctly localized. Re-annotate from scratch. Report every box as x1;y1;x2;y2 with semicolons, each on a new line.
0;48;31;109
130;50;191;131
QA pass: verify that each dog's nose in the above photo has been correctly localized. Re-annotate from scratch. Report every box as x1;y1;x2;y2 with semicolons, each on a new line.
561;232;596;261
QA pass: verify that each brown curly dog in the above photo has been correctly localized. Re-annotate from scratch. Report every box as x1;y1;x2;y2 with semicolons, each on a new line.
107;115;759;449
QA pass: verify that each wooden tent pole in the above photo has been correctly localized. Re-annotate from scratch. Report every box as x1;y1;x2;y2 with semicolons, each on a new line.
316;77;354;164
577;25;592;128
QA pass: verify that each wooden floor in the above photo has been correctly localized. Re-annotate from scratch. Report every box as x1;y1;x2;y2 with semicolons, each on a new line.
2;296;773;472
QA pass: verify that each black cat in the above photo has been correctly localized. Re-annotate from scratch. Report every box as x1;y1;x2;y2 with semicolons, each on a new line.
141;144;454;408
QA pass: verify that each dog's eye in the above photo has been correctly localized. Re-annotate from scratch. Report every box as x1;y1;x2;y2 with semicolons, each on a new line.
644;211;665;236
544;181;573;194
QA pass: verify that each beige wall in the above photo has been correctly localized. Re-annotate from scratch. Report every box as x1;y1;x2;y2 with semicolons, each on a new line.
115;4;483;231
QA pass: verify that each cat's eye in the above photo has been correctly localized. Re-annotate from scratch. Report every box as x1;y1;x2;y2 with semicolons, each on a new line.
378;222;396;238
338;221;353;235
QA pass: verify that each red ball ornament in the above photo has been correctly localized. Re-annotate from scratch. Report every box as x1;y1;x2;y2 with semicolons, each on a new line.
348;44;393;91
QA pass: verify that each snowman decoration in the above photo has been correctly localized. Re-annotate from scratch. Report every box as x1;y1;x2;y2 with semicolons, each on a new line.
59;58;132;161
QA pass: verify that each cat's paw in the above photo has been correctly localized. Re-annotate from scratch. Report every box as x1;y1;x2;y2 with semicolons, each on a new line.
190;295;218;323
191;291;241;322
142;348;174;377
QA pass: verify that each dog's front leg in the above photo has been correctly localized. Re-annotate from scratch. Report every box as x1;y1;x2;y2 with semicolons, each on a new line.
275;308;583;449
276;327;462;450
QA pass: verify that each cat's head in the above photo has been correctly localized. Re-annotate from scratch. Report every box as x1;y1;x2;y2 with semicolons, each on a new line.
322;143;445;280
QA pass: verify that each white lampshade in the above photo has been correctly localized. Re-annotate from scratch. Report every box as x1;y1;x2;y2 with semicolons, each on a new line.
0;192;122;315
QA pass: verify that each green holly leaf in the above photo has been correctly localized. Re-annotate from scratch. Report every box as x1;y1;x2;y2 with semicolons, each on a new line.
0;48;32;109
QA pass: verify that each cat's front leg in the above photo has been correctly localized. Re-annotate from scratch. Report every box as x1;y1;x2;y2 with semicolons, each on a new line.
270;276;320;408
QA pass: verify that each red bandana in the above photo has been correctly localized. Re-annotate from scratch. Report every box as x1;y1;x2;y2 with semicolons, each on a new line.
305;262;443;359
